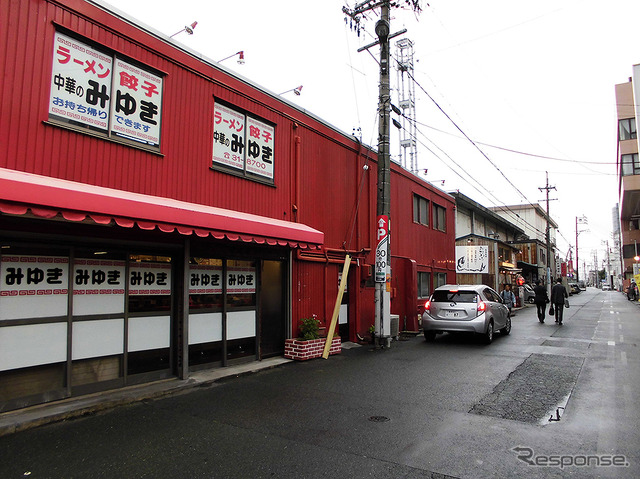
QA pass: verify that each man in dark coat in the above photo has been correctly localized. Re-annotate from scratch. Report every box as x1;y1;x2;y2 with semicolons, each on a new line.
533;280;549;323
550;277;568;324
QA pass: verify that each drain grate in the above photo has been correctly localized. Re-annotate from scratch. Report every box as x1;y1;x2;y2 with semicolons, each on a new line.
368;415;390;422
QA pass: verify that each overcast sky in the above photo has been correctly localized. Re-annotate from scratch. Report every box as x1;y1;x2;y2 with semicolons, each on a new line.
101;0;640;274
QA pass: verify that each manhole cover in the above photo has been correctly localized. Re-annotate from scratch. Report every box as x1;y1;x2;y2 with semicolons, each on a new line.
368;416;390;422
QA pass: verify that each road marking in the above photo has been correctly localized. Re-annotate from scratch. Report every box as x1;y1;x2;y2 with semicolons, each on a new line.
621;351;628;366
608;340;616;346
620;335;624;343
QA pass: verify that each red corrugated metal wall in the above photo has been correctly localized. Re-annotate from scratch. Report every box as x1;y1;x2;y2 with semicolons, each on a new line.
0;0;456;341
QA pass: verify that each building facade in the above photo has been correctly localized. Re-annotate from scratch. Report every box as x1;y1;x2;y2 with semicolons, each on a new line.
0;0;456;412
489;204;558;284
616;72;640;293
451;192;524;292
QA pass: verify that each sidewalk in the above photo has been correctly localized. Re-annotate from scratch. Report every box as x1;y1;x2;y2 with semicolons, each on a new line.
0;356;292;437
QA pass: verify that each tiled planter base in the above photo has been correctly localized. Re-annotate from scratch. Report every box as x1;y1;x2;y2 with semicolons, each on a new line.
284;337;341;361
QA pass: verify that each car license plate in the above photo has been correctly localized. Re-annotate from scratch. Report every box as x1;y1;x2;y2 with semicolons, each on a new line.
443;310;460;318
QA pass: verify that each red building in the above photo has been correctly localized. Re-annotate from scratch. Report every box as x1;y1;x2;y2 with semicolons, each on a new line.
0;0;455;411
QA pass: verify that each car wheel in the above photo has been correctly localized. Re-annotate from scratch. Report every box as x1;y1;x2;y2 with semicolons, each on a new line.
424;331;436;342
483;321;494;344
527;297;535;304
500;316;511;335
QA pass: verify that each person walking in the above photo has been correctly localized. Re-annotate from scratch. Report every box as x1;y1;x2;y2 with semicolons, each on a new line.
501;284;516;316
550;277;568;325
533;280;549;323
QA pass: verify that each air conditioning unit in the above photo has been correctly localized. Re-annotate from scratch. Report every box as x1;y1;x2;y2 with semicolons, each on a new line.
390;314;399;339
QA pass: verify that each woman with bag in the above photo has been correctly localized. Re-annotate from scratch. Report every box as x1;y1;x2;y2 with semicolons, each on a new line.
533;280;549;323
550;277;569;325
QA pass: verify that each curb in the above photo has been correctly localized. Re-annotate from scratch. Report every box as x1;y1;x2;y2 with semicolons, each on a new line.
0;357;291;437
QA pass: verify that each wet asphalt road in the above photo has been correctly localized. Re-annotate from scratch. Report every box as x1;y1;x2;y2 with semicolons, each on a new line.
1;288;638;479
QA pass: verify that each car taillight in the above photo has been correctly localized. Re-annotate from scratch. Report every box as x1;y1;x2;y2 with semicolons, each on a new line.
424;299;431;311
477;301;486;313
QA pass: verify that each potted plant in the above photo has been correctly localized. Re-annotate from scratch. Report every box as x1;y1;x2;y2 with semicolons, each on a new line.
284;315;341;360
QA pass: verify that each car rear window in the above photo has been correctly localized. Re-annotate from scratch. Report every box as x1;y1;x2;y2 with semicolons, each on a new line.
432;290;478;303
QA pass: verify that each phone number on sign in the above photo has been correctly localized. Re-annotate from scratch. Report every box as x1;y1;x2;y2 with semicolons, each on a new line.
246;159;267;170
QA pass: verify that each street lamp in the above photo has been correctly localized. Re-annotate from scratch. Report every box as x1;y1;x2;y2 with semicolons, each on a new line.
218;51;245;65
279;85;303;96
170;21;198;38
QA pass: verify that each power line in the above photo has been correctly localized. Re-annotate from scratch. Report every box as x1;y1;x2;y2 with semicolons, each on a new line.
409;118;617;165
410;123;550;240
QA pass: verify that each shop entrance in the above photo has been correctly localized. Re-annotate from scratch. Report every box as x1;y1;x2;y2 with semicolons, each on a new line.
260;260;286;358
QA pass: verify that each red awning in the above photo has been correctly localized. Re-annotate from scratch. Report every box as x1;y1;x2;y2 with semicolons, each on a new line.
0;168;323;249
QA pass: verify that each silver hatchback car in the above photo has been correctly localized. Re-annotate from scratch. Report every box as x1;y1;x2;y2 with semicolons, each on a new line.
422;284;511;344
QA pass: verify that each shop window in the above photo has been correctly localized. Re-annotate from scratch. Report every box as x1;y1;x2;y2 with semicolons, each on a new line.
413;194;429;226
226;260;257;360
127;255;172;376
226;260;257;309
189;258;223;311
0;244;71;407
188;258;223;367
435;272;447;288
127;255;172;313
417;272;431;298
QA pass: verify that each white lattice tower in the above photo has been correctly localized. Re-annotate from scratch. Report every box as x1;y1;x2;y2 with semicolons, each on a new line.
395;38;417;173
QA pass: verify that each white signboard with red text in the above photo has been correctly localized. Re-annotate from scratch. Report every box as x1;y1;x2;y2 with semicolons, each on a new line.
245;116;274;179
212;103;275;180
49;31;163;146
110;58;163;146
213;103;246;171
49;32;113;132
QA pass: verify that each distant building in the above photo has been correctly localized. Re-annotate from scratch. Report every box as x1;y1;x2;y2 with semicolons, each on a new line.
615;71;640;292
488;204;558;284
450;192;524;290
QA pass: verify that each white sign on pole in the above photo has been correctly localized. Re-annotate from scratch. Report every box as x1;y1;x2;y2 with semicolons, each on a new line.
455;245;489;274
375;215;389;283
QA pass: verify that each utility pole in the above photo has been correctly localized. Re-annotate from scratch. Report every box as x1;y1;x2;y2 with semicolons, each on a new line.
575;215;588;283
539;172;557;292
343;0;392;347
343;1;420;348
